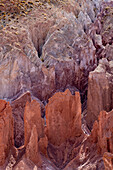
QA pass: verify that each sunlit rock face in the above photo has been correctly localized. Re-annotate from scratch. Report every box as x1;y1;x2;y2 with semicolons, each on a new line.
45;89;84;168
46;89;82;146
0;100;14;166
24;100;44;147
25;125;42;166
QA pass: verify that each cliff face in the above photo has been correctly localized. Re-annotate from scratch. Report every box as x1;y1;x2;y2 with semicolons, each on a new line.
0;0;113;169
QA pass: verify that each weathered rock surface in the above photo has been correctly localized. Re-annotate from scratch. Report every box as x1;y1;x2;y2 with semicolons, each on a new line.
26;125;41;165
11;92;31;148
0;0;112;108
46;89;82;146
91;110;113;155
0;100;14;166
24;100;44;146
38;135;48;157
41;14;97;103
103;152;113;170
86;58;113;129
0;0;113;169
46;89;84;168
0;0;106;104
89;2;113;61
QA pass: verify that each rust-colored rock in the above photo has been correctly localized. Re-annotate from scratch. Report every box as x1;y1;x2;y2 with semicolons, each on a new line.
0;100;14;166
91;110;113;155
24;100;44;146
46;89;82;146
38;135;48;157
103;152;113;170
45;89;84;168
26;125;42;165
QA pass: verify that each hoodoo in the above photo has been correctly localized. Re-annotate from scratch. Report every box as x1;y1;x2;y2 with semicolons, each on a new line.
0;0;113;169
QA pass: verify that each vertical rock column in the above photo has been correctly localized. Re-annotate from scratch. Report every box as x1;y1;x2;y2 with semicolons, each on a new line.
45;89;83;167
46;89;82;146
86;59;113;130
24;100;44;165
0;100;14;166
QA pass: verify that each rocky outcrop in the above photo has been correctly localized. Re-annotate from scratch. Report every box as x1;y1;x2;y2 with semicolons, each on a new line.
25;125;41;165
46;89;84;168
0;0;113;169
86;58;113;129
0;27;56;102
11;92;31;147
0;100;14;166
0;0;104;105
41;14;97;103
46;89;82;146
24;100;44;146
91;110;113;155
88;1;113;66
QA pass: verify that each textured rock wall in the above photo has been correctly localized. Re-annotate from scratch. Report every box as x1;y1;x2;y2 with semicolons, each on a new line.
46;89;82;146
46;89;84;168
11;92;31;147
24;100;44;146
0;100;14;166
86;59;113;129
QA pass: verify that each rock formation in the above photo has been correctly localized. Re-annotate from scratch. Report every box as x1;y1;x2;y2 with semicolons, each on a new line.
91;110;113;155
86;58;113;129
0;0;113;169
46;89;82;146
24;100;44;146
38;135;48;157
11;92;31;147
25;125;42;165
103;152;113;170
46;89;84;168
0;100;14;166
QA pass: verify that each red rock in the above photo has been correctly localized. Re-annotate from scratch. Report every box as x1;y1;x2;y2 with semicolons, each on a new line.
0;100;14;166
24;100;44;146
25;125;42;165
45;89;84;168
103;152;113;170
38;135;48;157
91;110;113;155
46;89;82;146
